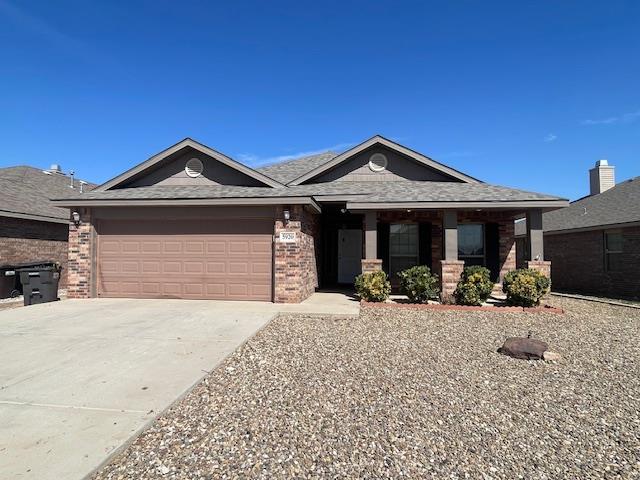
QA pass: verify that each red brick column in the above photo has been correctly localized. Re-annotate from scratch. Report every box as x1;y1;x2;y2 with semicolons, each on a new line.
274;205;319;303
440;260;464;302
498;220;516;282
67;208;93;299
361;259;382;274
527;260;551;278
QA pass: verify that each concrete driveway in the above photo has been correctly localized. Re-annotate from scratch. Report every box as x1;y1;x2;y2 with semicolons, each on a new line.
0;298;276;480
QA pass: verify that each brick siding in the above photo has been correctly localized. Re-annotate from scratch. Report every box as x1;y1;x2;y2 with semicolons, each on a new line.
545;226;640;299
66;209;93;299
274;205;320;303
0;216;69;287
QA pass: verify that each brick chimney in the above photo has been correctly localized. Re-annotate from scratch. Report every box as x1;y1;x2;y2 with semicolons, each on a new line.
589;159;615;195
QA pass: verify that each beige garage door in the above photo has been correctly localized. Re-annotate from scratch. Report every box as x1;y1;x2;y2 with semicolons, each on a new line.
96;219;273;301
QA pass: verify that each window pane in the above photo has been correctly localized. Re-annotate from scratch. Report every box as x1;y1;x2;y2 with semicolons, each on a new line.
390;224;418;256
606;233;623;252
389;224;419;277
458;224;484;257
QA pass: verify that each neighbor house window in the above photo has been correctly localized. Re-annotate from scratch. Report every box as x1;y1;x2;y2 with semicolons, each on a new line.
458;223;485;266
604;232;623;271
389;224;418;278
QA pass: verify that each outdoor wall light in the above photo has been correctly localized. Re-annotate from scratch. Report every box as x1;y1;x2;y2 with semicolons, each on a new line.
72;211;81;226
283;209;290;222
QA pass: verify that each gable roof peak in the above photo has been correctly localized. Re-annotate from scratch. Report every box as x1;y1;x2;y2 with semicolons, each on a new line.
287;135;481;185
96;137;286;191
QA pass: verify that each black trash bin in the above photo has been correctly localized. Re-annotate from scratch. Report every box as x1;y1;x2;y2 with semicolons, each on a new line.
0;265;21;299
17;262;62;306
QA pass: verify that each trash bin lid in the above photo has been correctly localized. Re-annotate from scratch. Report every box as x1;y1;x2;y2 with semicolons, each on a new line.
14;261;59;271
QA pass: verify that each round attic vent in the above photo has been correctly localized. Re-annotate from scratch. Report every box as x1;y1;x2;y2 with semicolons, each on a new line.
368;153;388;172
185;158;204;178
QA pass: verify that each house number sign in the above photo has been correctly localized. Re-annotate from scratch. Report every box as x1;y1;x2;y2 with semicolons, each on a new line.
279;231;297;243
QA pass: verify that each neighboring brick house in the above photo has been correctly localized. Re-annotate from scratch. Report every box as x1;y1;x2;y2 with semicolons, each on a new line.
0;165;94;289
52;136;567;303
516;160;640;300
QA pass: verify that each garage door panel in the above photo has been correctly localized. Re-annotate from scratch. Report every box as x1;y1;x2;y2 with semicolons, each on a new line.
184;262;205;274
251;284;272;297
98;219;273;301
141;283;161;294
251;262;271;274
251;240;272;254
142;261;161;274
121;242;140;253
162;283;182;295
228;262;248;274
162;262;182;274
227;284;249;297
163;241;182;254
206;241;226;254
206;283;226;296
229;241;250;254
206;262;226;273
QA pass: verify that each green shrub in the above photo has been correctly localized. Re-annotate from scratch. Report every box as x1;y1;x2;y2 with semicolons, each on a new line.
397;265;440;303
354;270;391;302
454;265;494;306
502;268;551;307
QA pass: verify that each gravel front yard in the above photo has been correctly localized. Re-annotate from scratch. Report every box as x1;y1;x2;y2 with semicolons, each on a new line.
94;297;640;479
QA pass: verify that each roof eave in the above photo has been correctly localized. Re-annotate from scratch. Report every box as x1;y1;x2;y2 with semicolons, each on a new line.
0;209;69;224
544;219;640;236
50;196;321;213
346;199;569;210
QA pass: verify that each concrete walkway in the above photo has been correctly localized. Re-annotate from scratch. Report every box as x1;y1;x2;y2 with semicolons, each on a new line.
0;292;358;480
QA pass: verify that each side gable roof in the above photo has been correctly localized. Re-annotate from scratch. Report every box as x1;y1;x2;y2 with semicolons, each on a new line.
287;135;481;185
96;138;285;191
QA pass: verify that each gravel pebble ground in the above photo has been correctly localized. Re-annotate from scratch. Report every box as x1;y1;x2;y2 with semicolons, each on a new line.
94;297;640;479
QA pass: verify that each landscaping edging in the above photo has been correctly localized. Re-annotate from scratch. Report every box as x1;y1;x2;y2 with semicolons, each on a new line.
361;301;564;314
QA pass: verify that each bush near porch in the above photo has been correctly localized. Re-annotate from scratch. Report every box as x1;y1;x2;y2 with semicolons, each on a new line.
454;266;494;306
502;268;551;307
354;270;391;302
398;265;440;303
356;265;552;308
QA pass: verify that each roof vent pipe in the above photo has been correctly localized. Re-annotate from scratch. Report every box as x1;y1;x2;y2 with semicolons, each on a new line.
589;159;615;196
69;170;75;189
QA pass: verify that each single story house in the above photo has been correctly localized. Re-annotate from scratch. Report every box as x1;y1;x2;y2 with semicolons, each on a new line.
516;160;639;299
0;165;94;288
52;136;568;303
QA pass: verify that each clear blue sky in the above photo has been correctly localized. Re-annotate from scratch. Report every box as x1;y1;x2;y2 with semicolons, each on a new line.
1;1;638;199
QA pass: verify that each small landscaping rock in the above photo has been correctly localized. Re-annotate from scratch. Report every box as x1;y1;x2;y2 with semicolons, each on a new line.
543;351;562;362
499;337;549;360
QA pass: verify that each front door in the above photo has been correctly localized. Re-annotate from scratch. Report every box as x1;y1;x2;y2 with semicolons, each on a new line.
337;229;362;284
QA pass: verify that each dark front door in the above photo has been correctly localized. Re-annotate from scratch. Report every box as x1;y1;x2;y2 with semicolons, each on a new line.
320;206;363;287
